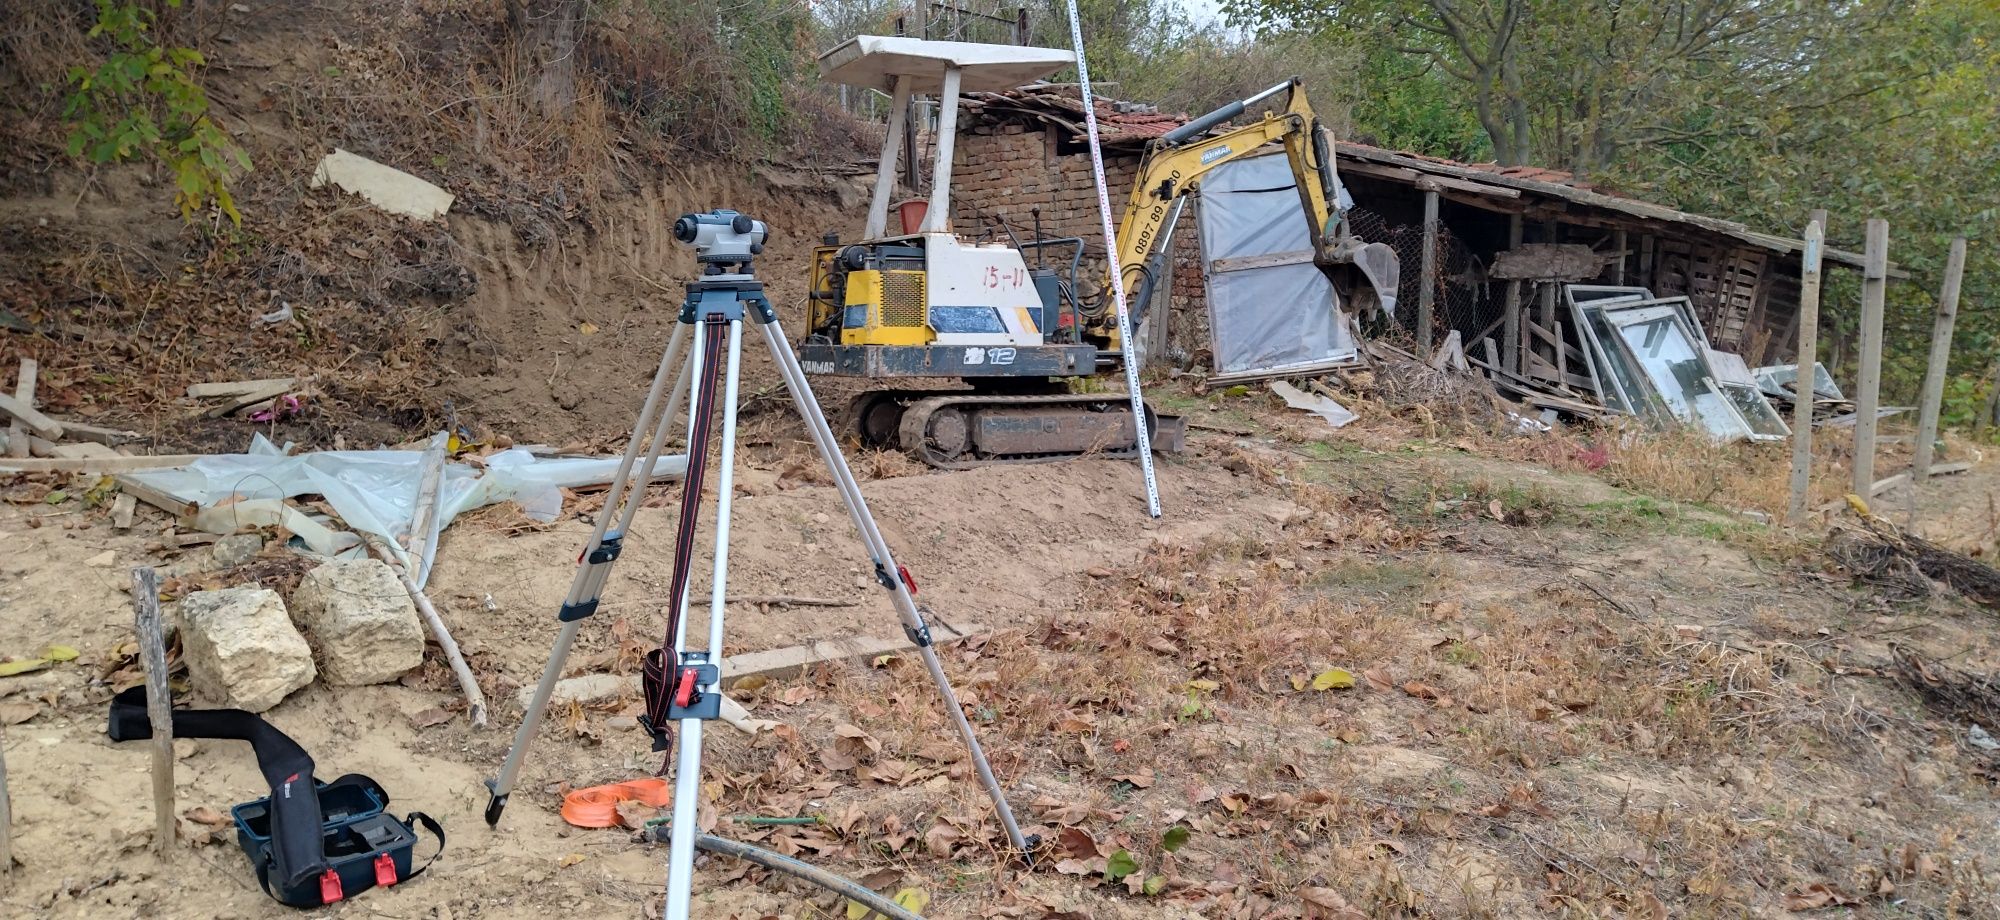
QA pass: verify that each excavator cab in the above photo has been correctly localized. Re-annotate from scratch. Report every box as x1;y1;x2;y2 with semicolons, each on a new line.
803;37;1096;380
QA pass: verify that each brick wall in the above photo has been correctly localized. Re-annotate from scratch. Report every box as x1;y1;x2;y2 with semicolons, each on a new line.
952;124;1207;361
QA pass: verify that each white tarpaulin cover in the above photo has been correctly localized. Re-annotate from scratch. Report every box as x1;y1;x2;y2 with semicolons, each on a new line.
1200;153;1378;379
124;434;686;587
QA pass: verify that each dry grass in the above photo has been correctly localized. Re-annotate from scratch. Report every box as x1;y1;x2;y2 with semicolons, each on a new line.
709;499;2000;917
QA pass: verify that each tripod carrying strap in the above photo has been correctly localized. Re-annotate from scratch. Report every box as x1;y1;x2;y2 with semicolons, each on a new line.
643;313;731;756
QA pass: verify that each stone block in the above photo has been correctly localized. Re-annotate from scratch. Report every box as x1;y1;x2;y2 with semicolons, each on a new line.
290;559;426;686
179;587;315;712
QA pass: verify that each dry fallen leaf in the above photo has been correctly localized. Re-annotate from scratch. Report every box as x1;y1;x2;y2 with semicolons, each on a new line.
1300;886;1367;919
184;806;230;827
408;707;454;730
1112;769;1156;789
0;701;39;725
1781;882;1858;910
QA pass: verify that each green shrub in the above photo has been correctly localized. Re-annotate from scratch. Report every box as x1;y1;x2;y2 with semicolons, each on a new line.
64;0;249;223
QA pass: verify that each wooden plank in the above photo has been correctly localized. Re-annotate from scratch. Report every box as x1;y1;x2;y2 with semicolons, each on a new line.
1913;236;1966;483
116;476;198;518
47;419;142;445
202;379;296;419
185;377;297;399
0;454;201;474
7;359;34;460
721;621;986;686
1852;218;1889;496
1342;161;1523;199
1208;248;1315;274
0;392;59;441
1612;229;1627;284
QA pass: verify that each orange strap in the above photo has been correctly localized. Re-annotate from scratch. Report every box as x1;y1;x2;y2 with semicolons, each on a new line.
559;778;673;828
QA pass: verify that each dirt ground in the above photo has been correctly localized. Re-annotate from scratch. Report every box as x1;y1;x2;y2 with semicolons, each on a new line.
4;393;2000;919
3;4;1999;917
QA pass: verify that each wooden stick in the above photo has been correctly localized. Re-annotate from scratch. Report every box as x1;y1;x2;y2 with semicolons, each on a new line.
1913;236;1966;483
365;539;488;728
0;392;59;441
1787;215;1826;525
1852;218;1889;496
0;723;10;873
0;454;201;474
131;567;176;857
6;359;34;460
405;433;448;583
186;377;297;399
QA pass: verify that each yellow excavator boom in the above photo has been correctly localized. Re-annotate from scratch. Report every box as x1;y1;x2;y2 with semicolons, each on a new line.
1101;78;1347;351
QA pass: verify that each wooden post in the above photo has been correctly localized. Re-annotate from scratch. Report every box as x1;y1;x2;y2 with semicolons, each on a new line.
1851;218;1889;498
1980;363;2000;439
1914;236;1967;482
6;359;34;460
1538;219;1559;337
1417;186;1438;358
864;75;912;240
1786;218;1826;525
1611;229;1627;284
1502;214;1523;374
132;567;176;857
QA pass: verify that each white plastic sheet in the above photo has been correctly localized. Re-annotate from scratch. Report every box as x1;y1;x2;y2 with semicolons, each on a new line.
124;434;686;587
1200;153;1371;378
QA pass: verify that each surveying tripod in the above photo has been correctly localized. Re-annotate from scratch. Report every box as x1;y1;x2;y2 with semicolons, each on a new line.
483;212;1028;919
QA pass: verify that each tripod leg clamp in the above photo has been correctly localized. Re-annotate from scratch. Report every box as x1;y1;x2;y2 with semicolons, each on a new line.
904;622;934;648
664;658;722;722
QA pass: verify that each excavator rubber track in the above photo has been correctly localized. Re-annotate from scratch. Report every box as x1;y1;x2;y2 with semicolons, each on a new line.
844;391;1185;470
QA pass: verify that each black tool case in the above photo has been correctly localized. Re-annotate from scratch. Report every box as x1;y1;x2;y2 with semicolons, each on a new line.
232;773;439;907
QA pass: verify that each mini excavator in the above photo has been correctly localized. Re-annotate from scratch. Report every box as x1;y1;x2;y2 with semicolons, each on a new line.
802;36;1380;469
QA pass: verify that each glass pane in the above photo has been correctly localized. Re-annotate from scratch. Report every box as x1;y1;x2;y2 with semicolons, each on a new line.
1722;383;1790;438
1585;309;1668;420
1613;317;1752;440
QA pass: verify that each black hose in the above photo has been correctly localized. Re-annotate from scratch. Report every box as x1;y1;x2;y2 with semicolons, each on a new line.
694;834;925;920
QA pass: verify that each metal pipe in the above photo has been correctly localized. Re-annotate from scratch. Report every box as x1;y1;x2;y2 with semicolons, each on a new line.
1160;78;1294;147
694;835;924;920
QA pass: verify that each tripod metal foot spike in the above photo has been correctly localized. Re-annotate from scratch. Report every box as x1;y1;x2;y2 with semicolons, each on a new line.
483;211;1028;920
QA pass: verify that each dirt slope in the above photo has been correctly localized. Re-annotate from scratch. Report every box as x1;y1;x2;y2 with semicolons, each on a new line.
4;409;1999;919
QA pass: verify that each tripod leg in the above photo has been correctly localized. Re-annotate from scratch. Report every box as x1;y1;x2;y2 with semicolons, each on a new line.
486;321;689;826
664;317;744;920
752;318;1029;853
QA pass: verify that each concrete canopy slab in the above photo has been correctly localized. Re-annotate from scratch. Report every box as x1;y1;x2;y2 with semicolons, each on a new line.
818;35;1071;94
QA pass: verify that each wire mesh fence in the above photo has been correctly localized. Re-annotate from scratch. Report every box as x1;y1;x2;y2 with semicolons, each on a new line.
1348;206;1508;356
